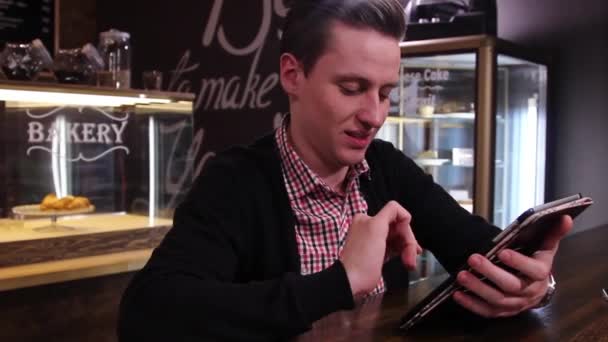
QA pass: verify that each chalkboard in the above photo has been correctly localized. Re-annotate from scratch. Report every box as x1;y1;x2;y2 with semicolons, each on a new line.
0;0;55;52
97;0;289;179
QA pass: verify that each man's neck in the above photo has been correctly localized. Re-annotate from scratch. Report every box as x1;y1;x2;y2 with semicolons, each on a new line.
286;124;349;193
323;169;349;194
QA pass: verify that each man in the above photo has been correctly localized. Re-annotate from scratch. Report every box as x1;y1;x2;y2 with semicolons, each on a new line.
119;0;571;340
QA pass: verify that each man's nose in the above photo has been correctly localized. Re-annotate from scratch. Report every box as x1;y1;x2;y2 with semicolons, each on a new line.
358;92;384;128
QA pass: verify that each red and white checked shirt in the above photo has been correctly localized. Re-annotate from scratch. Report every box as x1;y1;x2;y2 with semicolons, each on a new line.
275;118;385;296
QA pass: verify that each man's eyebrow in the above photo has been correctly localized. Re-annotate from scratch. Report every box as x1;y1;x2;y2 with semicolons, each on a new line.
332;74;397;89
332;74;370;85
382;82;399;89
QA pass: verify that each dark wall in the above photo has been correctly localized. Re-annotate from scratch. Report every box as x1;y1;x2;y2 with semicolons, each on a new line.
498;0;608;232
96;0;289;178
58;0;96;50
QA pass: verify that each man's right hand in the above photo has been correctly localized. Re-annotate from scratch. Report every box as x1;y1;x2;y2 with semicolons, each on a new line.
339;201;422;297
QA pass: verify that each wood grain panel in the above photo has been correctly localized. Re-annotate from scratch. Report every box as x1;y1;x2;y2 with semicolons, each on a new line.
0;249;151;291
0;225;168;267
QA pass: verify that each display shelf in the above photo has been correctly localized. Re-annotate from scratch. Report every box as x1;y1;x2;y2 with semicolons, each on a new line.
386;113;504;123
0;80;194;108
0;81;194;272
414;158;450;167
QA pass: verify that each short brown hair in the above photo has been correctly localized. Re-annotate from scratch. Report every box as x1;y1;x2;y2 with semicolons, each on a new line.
281;0;406;75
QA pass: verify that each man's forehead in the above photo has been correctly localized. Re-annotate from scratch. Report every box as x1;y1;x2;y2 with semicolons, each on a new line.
322;21;400;58
318;22;400;81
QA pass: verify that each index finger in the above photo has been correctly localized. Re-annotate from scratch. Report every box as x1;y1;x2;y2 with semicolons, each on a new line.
376;201;420;268
394;217;420;269
375;201;411;228
498;248;551;282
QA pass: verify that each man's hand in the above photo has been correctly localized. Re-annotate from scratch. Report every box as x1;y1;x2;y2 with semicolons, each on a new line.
340;201;422;297
453;215;573;317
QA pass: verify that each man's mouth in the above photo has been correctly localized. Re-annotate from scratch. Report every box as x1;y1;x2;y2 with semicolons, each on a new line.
345;130;373;148
346;130;370;138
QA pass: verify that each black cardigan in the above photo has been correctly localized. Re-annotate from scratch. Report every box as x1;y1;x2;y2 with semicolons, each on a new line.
118;134;499;341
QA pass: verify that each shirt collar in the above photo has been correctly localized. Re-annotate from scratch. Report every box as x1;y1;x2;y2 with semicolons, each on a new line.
275;115;370;198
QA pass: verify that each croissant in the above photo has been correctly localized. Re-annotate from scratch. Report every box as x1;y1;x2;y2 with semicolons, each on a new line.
67;197;91;210
40;193;58;210
40;194;92;211
50;195;75;210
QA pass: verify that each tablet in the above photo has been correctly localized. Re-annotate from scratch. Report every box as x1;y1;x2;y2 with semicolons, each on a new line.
399;194;593;332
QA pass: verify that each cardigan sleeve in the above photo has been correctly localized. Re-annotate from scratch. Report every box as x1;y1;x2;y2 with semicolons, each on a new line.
118;154;354;341
371;140;501;274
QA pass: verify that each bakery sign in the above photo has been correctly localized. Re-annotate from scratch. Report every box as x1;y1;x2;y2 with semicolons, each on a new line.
25;106;130;162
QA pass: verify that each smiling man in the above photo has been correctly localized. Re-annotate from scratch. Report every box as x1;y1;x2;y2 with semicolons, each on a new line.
119;1;572;341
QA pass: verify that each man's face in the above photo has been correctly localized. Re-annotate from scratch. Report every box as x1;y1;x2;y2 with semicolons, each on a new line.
286;21;401;173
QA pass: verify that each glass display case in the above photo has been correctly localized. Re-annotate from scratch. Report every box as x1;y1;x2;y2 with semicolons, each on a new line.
0;81;194;267
378;35;548;278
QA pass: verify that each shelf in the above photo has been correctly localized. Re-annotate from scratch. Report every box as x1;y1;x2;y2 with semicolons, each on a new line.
426;112;475;120
413;159;505;169
415;158;450;167
385;113;505;124
0;80;194;108
386;112;473;123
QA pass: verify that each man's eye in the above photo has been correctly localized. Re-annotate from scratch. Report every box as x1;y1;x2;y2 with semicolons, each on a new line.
339;84;360;95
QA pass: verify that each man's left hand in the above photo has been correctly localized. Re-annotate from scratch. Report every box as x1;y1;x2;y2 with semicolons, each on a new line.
453;215;573;318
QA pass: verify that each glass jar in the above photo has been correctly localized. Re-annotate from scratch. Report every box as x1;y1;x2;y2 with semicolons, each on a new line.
97;29;131;89
0;39;53;81
53;44;104;84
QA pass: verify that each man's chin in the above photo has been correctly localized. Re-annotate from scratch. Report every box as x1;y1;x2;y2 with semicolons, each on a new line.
338;149;368;166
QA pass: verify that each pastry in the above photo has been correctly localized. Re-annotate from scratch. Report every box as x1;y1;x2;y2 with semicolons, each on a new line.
417;150;438;159
49;195;75;210
418;105;435;117
40;193;58;210
67;196;91;210
39;193;92;211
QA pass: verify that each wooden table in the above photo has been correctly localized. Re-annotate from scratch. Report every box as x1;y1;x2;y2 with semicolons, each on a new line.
296;226;608;341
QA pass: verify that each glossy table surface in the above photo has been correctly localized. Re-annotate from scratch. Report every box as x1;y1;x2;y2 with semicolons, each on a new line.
296;226;608;341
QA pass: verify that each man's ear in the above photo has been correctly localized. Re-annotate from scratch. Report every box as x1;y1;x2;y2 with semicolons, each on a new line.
280;53;304;97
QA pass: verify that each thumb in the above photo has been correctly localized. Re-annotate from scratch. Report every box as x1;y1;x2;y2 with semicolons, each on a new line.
540;215;573;252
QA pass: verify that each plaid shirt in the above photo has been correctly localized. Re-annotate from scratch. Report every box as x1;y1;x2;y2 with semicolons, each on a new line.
276;118;385;296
